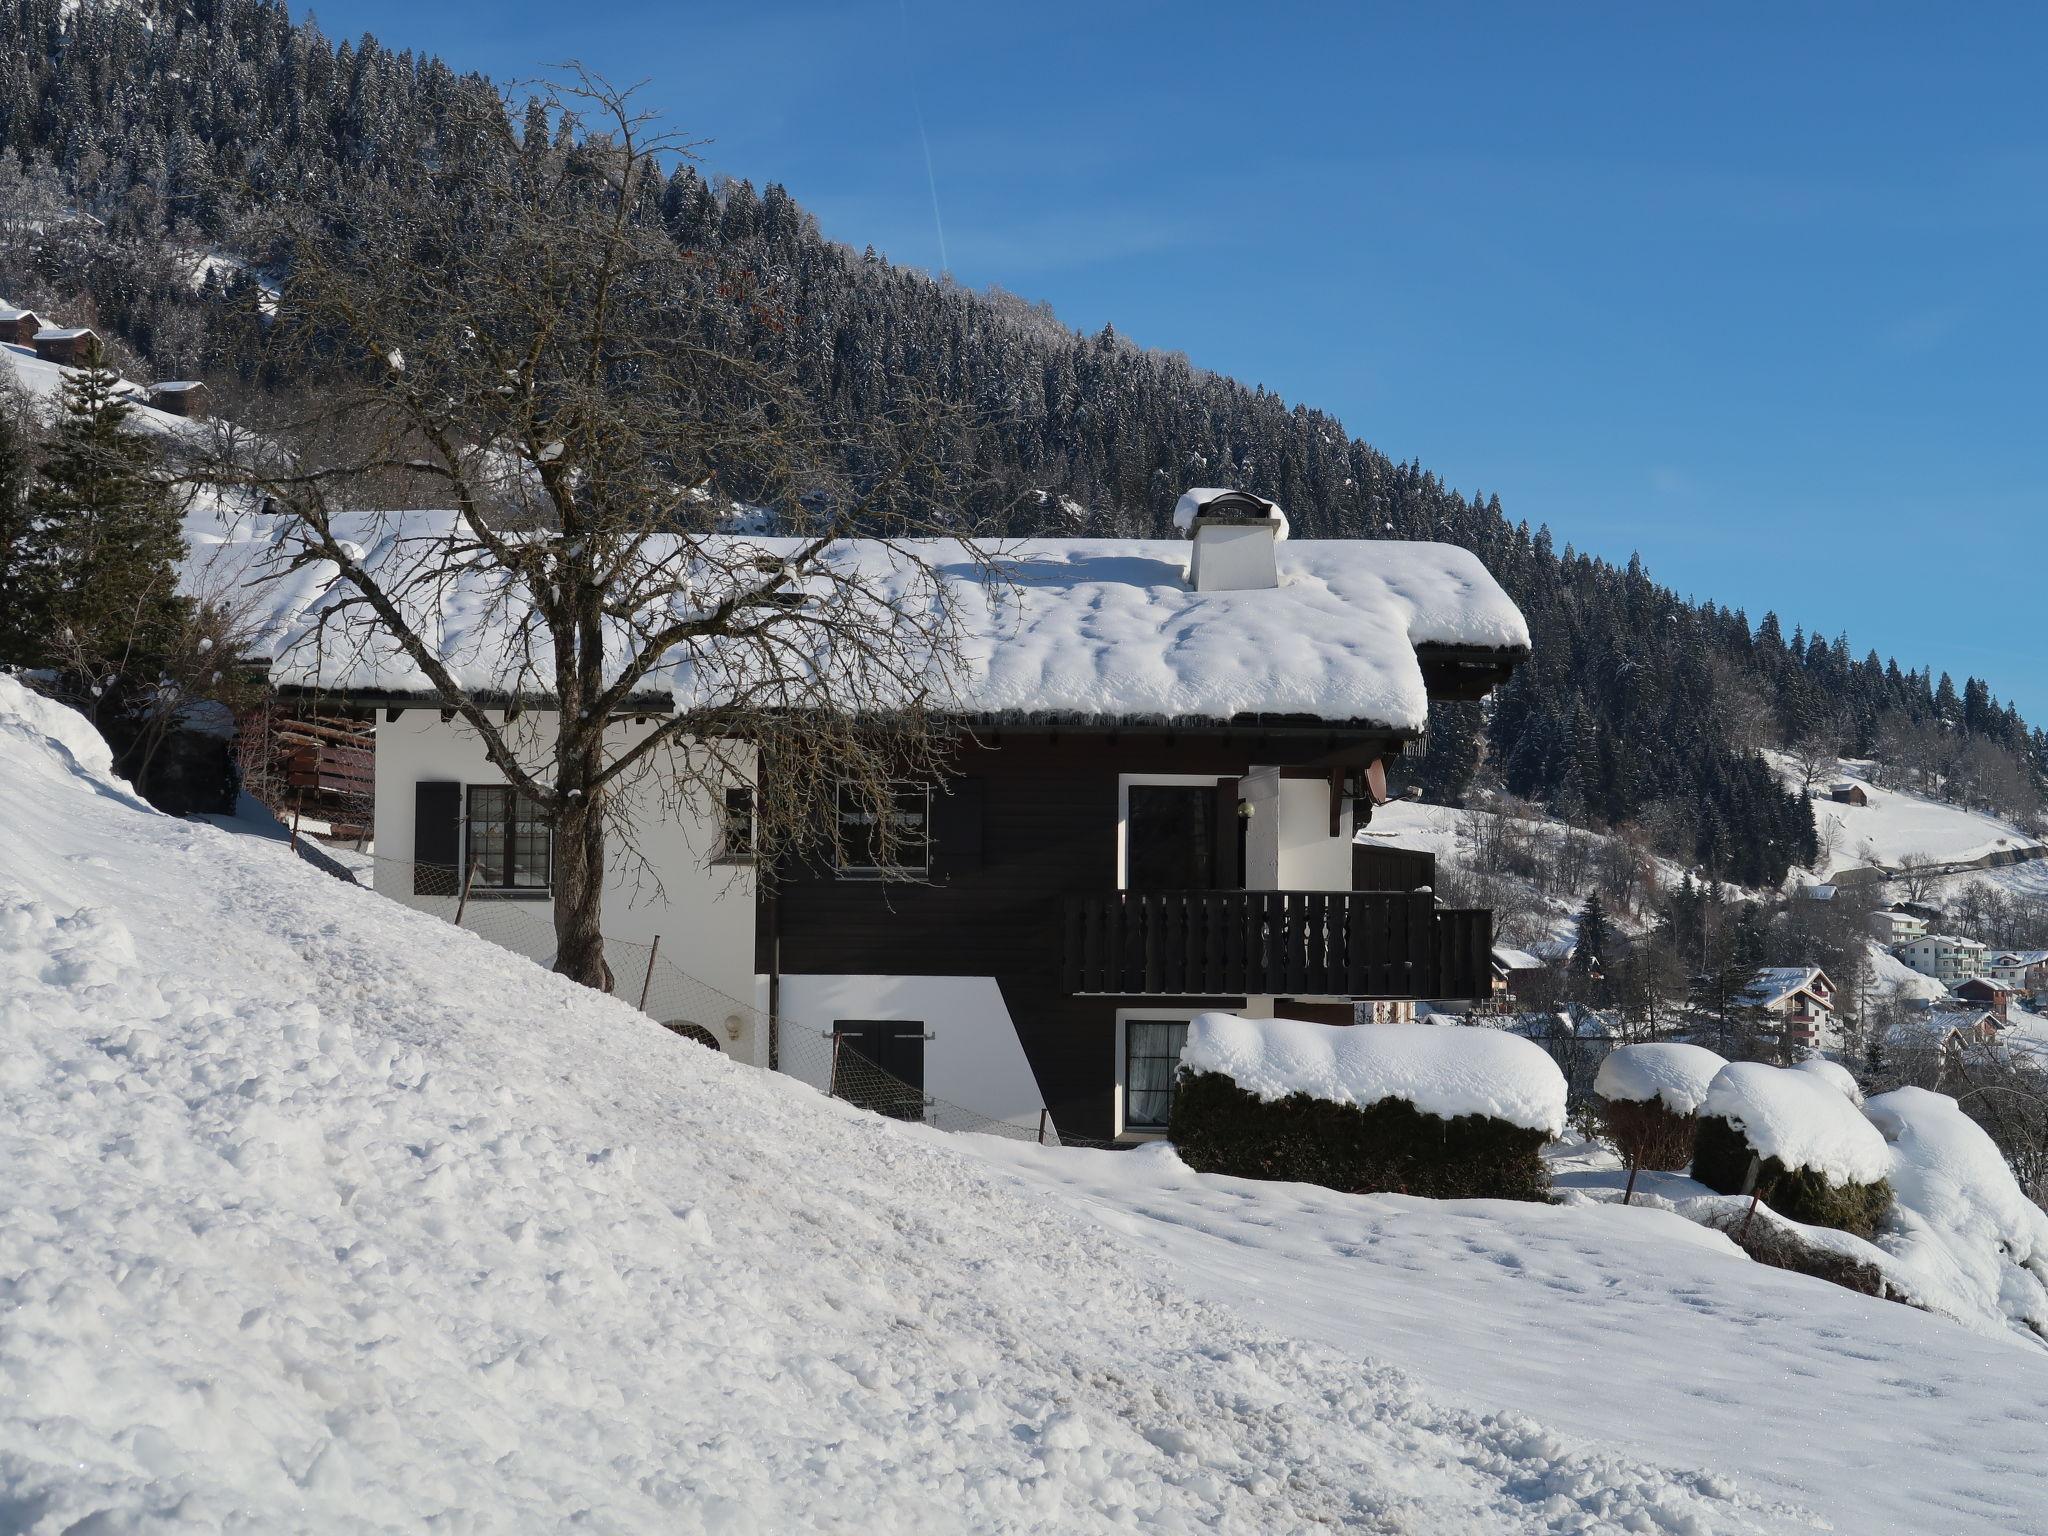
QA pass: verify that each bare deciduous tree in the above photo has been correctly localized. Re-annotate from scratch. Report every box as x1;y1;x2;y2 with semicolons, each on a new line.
192;71;998;988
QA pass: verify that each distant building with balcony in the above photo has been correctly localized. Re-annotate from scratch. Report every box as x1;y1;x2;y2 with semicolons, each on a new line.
1739;965;1840;1054
1896;934;1987;985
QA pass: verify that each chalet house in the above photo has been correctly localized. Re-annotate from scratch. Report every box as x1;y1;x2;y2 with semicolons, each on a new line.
1896;934;1987;984
32;326;100;366
1827;781;1871;807
1981;950;2048;999
1739;965;1839;1053
0;308;44;346
223;490;1530;1141
1488;945;1548;1002
1950;975;2020;1022
147;380;211;418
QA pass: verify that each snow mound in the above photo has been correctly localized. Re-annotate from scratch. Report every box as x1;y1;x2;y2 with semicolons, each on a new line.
1181;1013;1567;1134
1;679;1783;1532
1170;485;1291;540
1866;1087;2048;1346
1791;1057;1863;1104
0;673;117;780
1593;1042;1727;1115
1699;1062;1890;1184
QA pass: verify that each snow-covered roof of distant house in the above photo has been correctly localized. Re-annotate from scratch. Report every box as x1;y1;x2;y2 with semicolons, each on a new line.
1491;945;1545;973
1739;966;1831;1009
150;379;204;393
1912;934;1986;949
1951;975;2017;994
33;326;95;340
1987;950;2048;967
191;508;1530;733
1171;486;1290;540
1830;781;1867;794
1802;883;1838;902
0;308;39;323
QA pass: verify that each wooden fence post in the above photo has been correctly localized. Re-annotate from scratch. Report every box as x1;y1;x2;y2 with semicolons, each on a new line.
1038;1107;1050;1145
453;859;480;926
637;935;662;1013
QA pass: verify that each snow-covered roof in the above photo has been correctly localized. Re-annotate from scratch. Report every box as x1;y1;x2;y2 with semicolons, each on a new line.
150;379;204;393
1739;966;1830;1010
1593;1042;1727;1116
1181;1012;1566;1134
1171;486;1290;540
1699;1062;1890;1184
33;326;95;340
1986;950;2048;968
1491;945;1546;973
0;308;38;323
195;508;1529;733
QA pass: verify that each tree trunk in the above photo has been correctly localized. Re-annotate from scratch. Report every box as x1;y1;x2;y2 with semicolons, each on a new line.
552;789;612;991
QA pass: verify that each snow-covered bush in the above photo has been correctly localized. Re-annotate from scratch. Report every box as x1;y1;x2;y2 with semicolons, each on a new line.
1694;1062;1894;1237
1169;1014;1566;1202
1593;1043;1727;1175
1866;1087;2048;1345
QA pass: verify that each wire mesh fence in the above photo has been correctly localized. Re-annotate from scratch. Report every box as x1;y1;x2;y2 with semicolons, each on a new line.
292;840;1111;1148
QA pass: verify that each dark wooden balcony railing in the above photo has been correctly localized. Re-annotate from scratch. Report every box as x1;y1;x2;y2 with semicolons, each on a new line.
1063;889;1492;1001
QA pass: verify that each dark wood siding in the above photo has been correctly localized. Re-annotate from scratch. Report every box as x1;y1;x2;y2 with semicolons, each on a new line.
764;729;1397;1140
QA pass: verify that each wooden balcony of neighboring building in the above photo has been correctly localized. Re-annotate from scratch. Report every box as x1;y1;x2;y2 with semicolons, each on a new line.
1062;888;1492;1001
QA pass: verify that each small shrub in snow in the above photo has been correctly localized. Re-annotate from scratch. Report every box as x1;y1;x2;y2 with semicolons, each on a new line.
1593;1043;1727;1181
1168;1014;1564;1202
1693;1063;1893;1239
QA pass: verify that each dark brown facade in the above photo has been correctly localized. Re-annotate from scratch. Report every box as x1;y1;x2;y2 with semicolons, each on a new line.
31;328;100;366
0;311;43;346
761;728;1485;1141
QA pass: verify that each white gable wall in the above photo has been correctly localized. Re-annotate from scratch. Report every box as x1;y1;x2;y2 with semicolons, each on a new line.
371;711;763;1063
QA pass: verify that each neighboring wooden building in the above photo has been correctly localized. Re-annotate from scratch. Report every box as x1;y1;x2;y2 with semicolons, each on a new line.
32;326;100;366
147;380;211;418
1981;950;2048;999
1828;781;1871;806
0;308;44;346
1951;975;2020;1022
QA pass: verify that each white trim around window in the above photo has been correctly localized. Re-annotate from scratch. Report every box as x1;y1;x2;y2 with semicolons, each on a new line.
1113;1008;1195;1140
1115;772;1221;891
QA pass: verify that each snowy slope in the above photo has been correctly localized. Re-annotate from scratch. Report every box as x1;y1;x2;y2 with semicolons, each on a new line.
1;674;1824;1534
1771;757;2042;879
983;1139;2048;1536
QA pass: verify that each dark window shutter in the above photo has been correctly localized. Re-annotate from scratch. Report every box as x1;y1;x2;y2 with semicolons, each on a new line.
414;780;461;894
930;777;984;877
1214;778;1241;889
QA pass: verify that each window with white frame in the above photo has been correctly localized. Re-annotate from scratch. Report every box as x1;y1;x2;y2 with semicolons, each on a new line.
465;785;552;894
1120;1014;1190;1133
834;782;930;878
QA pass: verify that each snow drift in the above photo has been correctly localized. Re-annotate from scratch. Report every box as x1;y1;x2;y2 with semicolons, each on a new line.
0;675;1790;1533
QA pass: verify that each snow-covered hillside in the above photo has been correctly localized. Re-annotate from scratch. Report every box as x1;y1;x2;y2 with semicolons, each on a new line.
1768;756;2043;884
3;673;1907;1534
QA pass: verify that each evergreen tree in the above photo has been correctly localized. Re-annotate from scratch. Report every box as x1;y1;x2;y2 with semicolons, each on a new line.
31;365;187;687
1573;892;1610;977
0;391;39;666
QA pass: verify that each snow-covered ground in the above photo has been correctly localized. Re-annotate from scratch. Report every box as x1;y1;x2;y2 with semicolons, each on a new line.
0;674;1883;1533
1769;755;2043;881
983;1136;2048;1535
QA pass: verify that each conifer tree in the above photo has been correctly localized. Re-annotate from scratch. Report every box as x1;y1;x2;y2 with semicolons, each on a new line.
32;364;187;689
0;390;39;666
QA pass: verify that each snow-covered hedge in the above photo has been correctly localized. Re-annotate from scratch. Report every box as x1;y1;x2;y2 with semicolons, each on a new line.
1592;1043;1728;1173
1693;1062;1893;1237
1866;1087;2048;1345
1169;1014;1565;1202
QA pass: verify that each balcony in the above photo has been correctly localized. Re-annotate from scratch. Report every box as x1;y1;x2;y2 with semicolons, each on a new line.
1062;889;1492;1001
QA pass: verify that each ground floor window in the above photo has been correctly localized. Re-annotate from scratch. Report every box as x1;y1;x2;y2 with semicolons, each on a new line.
466;785;552;893
1122;1017;1189;1132
831;1020;928;1121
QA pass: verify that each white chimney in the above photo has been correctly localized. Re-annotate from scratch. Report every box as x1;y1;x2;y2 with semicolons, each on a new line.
1173;487;1287;592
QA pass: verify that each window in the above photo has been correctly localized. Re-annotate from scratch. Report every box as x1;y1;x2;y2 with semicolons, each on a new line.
1123;1018;1189;1132
465;785;552;894
1126;783;1220;889
835;782;930;878
718;786;755;862
831;1020;927;1121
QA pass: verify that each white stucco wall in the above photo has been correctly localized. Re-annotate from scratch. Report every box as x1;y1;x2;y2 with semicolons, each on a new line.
774;974;1048;1131
371;712;762;1061
1173;767;1354;892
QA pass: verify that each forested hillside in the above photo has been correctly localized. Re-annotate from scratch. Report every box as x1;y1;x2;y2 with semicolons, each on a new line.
3;0;2041;888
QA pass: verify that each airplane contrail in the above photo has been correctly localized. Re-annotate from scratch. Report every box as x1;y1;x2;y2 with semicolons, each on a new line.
898;0;950;275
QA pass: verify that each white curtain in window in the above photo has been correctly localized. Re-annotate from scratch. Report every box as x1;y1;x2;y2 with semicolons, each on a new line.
1125;1020;1188;1129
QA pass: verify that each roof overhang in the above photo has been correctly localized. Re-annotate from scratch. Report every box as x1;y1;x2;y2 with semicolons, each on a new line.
1414;642;1530;702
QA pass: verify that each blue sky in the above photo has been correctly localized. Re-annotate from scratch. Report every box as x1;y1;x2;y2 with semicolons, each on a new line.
313;2;2046;721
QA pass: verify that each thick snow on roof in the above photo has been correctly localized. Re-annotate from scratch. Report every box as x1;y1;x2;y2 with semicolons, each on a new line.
1699;1062;1891;1184
203;508;1528;731
1866;1087;2048;1347
1491;945;1545;972
1738;966;1827;1009
1181;1013;1567;1134
1592;1042;1727;1115
1171;486;1290;540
